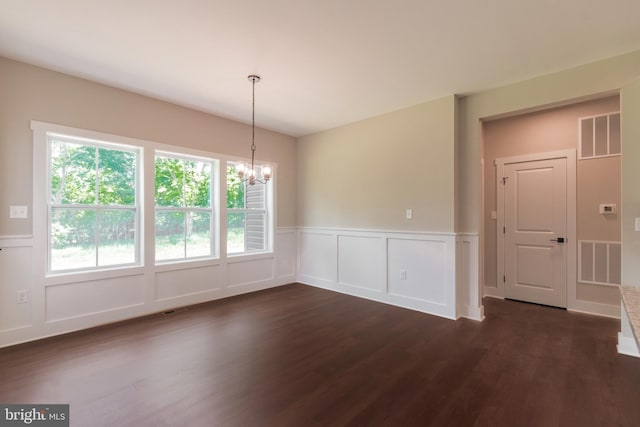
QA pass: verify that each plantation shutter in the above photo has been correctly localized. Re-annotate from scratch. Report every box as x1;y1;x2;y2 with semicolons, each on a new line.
245;182;265;251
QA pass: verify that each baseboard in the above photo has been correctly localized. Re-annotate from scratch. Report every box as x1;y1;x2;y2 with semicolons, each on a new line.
568;300;620;319
617;332;640;358
483;286;503;298
457;304;484;321
299;279;456;320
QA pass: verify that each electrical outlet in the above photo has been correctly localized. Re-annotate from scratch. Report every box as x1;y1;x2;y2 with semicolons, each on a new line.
405;209;412;219
9;206;28;219
16;290;28;304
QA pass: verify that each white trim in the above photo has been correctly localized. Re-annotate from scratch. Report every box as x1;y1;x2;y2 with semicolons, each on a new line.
618;334;640;357
297;226;456;238
480;158;486;294
0;235;34;247
32;120;274;165
153;152;218;263
456;233;484;321
618;304;640;357
45;267;146;286
153;258;222;273
297;227;477;320
0;119;292;349
618;307;640;357
44;127;144;274
568;302;620;319
483;285;503;298
494;149;576;166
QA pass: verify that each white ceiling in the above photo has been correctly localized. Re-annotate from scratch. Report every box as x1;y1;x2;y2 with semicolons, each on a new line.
1;0;640;137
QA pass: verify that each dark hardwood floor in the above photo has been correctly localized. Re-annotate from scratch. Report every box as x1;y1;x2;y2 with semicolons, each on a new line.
1;283;639;426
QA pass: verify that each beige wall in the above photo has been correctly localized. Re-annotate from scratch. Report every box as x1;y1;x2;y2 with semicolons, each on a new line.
459;50;640;233
298;95;456;232
0;57;297;236
459;50;640;308
483;96;621;306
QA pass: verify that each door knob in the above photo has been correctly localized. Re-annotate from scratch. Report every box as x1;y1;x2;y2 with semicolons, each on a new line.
549;237;565;243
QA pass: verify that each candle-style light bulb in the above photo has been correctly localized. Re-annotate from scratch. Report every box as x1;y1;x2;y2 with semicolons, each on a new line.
262;165;272;181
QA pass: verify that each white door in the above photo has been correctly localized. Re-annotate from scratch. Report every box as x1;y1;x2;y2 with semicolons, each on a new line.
502;158;567;307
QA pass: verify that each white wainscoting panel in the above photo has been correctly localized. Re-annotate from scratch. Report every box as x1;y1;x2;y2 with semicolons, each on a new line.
387;238;447;303
456;234;484;320
338;235;384;292
618;305;640;357
156;265;221;301
0;240;34;333
227;257;274;288
45;274;145;322
0;228;295;348
297;228;460;320
276;229;296;284
298;231;337;285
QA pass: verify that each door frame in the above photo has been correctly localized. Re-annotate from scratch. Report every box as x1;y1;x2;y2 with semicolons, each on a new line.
495;149;577;306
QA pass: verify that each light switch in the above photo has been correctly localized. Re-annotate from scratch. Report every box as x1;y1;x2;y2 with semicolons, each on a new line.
406;209;412;219
9;206;28;219
490;211;497;220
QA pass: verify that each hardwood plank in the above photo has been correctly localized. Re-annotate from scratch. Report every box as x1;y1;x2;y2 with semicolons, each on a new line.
1;284;639;426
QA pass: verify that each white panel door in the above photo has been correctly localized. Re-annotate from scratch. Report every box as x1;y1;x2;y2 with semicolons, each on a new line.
504;158;567;307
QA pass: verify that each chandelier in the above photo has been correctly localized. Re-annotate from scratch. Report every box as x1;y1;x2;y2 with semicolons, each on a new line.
236;74;271;185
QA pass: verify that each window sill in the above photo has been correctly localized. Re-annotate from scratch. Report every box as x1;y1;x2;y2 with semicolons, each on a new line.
226;251;275;263
154;257;221;272
45;265;145;286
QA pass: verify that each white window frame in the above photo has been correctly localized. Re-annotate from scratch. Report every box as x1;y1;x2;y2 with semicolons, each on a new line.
33;121;275;285
226;161;274;256
46;133;142;274
154;151;218;263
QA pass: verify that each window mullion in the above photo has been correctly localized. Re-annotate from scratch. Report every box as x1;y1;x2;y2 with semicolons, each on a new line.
95;147;99;205
95;148;100;267
95;208;99;268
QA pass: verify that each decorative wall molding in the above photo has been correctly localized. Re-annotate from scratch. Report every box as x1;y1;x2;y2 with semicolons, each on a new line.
0;227;296;349
297;227;482;321
0;235;34;247
456;233;484;320
568;300;621;319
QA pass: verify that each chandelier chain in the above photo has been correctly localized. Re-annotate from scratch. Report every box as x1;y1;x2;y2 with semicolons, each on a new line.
237;74;270;186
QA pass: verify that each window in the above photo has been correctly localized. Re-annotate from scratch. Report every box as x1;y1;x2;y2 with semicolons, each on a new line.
227;163;271;254
37;122;275;276
155;153;216;261
48;135;140;272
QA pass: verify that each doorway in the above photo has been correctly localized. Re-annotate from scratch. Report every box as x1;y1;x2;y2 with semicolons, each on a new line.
481;95;621;314
496;151;576;308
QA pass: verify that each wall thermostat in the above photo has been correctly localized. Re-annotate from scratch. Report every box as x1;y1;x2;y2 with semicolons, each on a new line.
599;204;616;215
